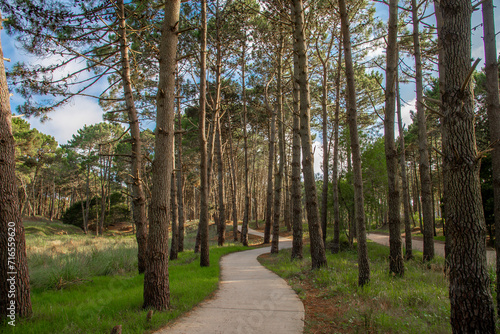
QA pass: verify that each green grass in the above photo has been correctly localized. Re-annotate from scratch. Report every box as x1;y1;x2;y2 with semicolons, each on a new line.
7;246;247;334
3;219;250;333
259;238;458;333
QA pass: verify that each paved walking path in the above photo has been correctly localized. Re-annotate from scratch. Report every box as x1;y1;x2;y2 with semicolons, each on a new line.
156;228;304;334
367;233;496;265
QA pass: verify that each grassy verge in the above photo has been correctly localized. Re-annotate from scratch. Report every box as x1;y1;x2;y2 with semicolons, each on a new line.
3;219;251;333
259;238;458;333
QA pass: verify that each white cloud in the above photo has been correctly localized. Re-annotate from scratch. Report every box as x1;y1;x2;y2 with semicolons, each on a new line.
26;96;104;144
400;98;415;129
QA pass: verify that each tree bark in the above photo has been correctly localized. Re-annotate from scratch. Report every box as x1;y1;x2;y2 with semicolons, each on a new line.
241;41;250;247
271;34;284;254
291;43;303;260
117;0;148;273
264;80;275;245
142;0;179;310
385;0;404;276
481;0;500;318
292;0;327;269
441;0;495;330
331;43;342;254
176;73;185;253
0;13;32;318
216;117;226;246
227;113;239;242
199;0;210;266
412;0;434;262
339;0;370;285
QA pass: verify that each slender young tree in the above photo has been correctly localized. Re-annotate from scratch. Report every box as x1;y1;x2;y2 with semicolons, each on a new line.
441;0;495;330
176;73;185;253
291;46;303;260
292;0;327;269
264;79;275;245
199;0;210;266
170;171;178;261
143;0;180;310
481;0;500;316
271;34;284;254
240;40;250;247
384;0;404;276
339;0;370;285
331;42;342;254
0;12;32;319
412;0;434;261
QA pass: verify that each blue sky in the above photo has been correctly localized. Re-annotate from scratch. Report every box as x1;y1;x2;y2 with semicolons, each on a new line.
2;2;499;175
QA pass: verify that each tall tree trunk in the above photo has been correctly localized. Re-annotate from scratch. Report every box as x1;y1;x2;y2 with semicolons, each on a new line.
176;72;185;253
0;14;32;318
481;0;500;318
84;162;90;234
292;0;327;269
339;0;370;285
271;35;284;254
227;113;238;242
142;0;179;310
291;45;303;260
117;0;148;273
241;41;250;247
216;117;225;246
441;0;495;330
385;0;404;276
331;43;342;254
264;80;275;244
397;73;412;260
412;0;434;261
199;0;210;266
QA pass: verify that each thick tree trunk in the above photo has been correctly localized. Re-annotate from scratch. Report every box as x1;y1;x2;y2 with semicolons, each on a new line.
0;15;32;318
481;0;500;318
412;0;434;262
397;73;412;260
441;0;495;330
339;0;370;285
292;0;327;269
142;0;179;310
331;43;342;254
291;45;303;260
117;0;148;273
199;0;210;266
271;35;284;254
385;0;404;276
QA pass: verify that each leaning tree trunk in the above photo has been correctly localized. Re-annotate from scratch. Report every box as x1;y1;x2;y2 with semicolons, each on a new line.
271;34;284;254
339;0;370;286
292;0;327;269
0;13;32;319
385;0;404;276
199;0;210;266
142;0;179;310
481;0;500;318
291;44;303;260
412;0;434;262
441;0;495;331
117;0;148;273
331;43;342;254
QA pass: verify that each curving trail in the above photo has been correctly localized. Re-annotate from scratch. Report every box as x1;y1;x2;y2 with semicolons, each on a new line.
367;233;496;265
155;228;304;334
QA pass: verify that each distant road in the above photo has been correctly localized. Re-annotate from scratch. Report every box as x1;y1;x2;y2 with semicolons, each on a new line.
366;233;496;266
